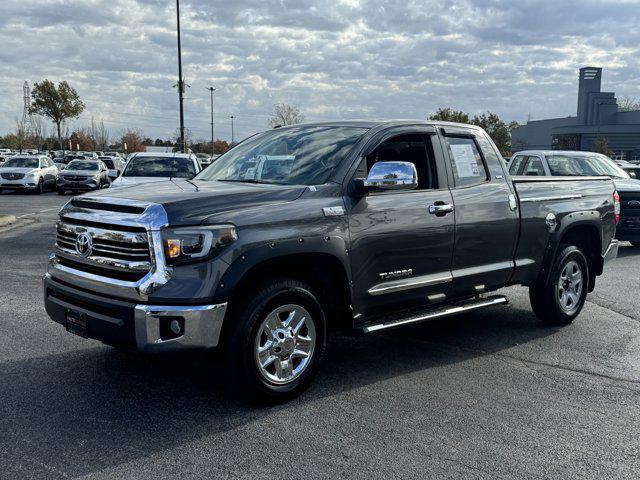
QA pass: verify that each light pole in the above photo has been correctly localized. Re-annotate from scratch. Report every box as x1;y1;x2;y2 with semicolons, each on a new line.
206;86;216;156
230;115;235;144
175;0;186;153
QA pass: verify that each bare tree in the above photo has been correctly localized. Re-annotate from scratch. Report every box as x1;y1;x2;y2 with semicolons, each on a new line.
31;115;47;150
618;96;640;112
268;103;305;128
14;118;32;152
94;119;110;151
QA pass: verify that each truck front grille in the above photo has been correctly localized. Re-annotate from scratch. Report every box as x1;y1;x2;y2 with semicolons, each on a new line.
620;192;640;214
55;220;152;281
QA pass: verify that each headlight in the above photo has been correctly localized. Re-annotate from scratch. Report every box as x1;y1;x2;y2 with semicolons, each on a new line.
162;225;237;265
26;171;36;177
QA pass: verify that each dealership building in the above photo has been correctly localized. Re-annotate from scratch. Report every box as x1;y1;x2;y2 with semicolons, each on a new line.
511;67;640;160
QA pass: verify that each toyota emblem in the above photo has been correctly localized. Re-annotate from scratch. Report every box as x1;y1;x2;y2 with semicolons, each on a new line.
628;200;640;208
75;232;93;257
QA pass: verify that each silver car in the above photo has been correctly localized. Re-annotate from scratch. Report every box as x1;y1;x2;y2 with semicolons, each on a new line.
57;159;111;195
0;155;58;193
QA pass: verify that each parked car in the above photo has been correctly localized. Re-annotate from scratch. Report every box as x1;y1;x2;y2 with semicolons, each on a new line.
110;152;201;188
0;155;58;193
196;153;213;168
612;159;640;179
56;159;111;194
98;156;125;180
43;121;619;402
105;151;124;159
509;150;640;246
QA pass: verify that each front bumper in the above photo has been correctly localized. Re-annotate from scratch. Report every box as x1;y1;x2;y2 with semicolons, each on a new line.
44;274;227;352
57;177;99;190
0;179;38;189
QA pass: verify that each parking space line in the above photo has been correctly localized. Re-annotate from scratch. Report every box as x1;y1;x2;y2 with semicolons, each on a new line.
17;208;58;218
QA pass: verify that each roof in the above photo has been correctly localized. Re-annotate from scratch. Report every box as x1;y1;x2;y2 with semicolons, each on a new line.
129;151;195;159
513;150;609;157
273;119;484;131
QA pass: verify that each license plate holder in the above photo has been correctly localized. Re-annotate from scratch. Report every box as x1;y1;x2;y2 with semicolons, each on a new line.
66;309;88;337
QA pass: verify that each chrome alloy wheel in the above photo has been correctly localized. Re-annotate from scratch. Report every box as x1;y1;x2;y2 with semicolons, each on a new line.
254;304;316;385
557;260;584;313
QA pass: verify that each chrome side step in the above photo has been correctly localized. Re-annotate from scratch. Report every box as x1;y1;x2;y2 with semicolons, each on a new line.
359;295;508;334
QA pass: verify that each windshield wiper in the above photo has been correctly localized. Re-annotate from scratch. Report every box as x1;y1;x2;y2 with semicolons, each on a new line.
217;179;276;185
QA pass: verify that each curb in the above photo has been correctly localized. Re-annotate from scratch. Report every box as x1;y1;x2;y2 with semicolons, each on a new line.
0;215;17;227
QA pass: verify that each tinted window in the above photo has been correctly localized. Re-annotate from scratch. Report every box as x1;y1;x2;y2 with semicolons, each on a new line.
365;134;437;189
444;137;488;187
100;158;115;169
522;156;545;176
3;157;39;168
509;155;526;175
67;160;100;171
197;126;367;186
123;157;197;178
547;154;629;178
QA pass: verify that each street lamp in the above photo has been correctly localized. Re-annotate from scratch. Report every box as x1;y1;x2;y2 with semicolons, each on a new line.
207;86;216;156
175;0;186;153
230;115;235;144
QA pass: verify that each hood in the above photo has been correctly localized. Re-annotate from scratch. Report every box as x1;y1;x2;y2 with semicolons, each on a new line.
613;177;640;192
62;169;100;176
0;167;38;174
83;179;306;225
110;176;173;188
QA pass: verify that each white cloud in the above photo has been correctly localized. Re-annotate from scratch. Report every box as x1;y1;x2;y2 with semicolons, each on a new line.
1;0;639;142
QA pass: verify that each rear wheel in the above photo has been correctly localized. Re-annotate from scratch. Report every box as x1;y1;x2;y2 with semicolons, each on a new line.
224;278;327;403
530;244;589;325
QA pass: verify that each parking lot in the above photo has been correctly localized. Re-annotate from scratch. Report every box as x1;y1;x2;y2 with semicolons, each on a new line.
1;191;639;479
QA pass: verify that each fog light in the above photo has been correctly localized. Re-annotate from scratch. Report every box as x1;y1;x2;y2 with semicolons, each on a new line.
170;319;182;335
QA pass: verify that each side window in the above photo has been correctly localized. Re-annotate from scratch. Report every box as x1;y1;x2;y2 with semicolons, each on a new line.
522;156;545;176
365;134;437;190
509;155;526;175
444;136;489;187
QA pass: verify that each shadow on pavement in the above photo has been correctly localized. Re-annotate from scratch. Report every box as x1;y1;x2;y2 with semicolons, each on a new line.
0;302;557;478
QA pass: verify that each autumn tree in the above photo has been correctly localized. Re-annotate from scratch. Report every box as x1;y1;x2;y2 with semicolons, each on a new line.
428;108;470;124
29;80;85;151
268;103;305;128
471;112;517;154
68;128;96;151
591;136;613;156
120;129;145;153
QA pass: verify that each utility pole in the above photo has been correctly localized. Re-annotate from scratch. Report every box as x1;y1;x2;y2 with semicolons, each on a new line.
175;0;186;153
207;86;216;156
230;115;235;144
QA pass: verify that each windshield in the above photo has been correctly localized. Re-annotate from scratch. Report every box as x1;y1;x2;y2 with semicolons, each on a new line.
67;160;99;171
99;158;115;168
196;126;367;185
3;157;39;168
122;156;197;178
547;154;629;178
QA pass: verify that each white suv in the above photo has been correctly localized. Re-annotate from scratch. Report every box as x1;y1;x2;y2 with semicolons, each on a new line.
0;155;59;193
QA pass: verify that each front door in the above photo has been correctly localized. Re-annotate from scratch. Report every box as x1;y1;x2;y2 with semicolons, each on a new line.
346;130;455;318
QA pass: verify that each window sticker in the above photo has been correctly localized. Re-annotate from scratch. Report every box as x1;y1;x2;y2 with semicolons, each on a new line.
450;144;480;178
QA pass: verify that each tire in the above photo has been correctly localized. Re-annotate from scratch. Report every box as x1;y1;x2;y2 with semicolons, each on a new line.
224;278;327;404
36;178;44;194
529;244;589;325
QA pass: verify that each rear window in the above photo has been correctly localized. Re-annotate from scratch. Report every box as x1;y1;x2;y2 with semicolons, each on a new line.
123;156;197;178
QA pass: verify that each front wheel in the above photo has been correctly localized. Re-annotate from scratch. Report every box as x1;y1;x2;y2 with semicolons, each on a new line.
530;244;589;325
224;278;327;403
36;178;44;194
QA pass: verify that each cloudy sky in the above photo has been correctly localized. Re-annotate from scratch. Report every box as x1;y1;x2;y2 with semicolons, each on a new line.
1;0;640;143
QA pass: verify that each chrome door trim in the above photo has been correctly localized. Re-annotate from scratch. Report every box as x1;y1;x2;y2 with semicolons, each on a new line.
519;194;583;203
368;272;453;296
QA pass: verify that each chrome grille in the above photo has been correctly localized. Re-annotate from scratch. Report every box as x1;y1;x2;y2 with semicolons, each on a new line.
55;221;152;280
1;172;25;180
62;175;88;181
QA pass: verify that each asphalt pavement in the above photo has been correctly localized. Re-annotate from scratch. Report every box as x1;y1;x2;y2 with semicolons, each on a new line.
0;192;639;479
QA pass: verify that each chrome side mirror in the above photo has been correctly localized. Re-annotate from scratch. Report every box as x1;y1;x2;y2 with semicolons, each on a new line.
363;161;418;190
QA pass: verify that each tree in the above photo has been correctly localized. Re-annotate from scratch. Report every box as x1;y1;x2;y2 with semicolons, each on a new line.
2;134;20;150
213;139;230;154
618;96;640;112
94;119;110;151
14;119;33;152
428;108;470;124
68;128;95;151
471;112;516;154
268;103;305;128
29;80;85;151
120;129;145;153
591;136;613;156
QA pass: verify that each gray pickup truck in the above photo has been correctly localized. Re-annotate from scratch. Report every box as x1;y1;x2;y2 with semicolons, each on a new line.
43;121;619;402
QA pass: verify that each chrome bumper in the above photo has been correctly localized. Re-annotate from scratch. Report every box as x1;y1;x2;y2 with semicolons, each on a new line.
134;303;227;353
603;239;619;264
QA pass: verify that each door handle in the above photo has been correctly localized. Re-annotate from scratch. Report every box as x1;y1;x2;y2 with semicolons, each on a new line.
428;203;454;215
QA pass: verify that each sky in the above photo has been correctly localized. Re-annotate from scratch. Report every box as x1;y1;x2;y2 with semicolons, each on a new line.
1;0;640;143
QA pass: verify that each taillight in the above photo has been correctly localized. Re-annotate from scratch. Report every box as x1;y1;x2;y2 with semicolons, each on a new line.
614;191;620;225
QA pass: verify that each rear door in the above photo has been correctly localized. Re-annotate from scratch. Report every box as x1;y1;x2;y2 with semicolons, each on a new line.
347;127;455;317
438;126;519;297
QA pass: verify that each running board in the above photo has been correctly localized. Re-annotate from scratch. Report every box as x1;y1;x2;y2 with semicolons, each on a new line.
358;295;508;334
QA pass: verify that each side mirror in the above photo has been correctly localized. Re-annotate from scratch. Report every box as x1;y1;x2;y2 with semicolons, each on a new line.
363;161;418;191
